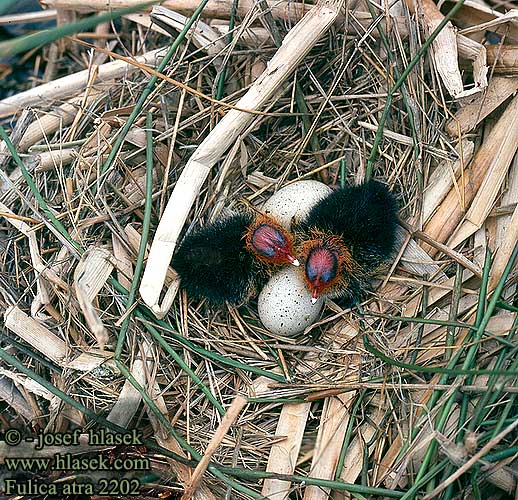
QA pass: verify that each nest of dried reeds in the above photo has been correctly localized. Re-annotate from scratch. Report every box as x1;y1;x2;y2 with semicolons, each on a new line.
0;0;517;498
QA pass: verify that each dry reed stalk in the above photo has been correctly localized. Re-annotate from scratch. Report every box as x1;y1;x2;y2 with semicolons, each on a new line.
0;364;54;401
423;94;518;254
3;306;115;371
404;269;473;316
303;392;356;499
140;0;344;315
486;45;518;75
42;0;409;36
491;154;518;290
400;222;482;277
150;6;225;57
123;12;172;37
403;0;465;98
458;7;518;43
377;299;516;488
489;200;518;290
106;238;155;428
456;35;487;88
0;49;162;117
211;23;271;47
0;377;35;421
0;9;57;24
438;435;517;493
0;202;56;314
73;247;116;349
395;226;446;278
33;148;77;171
302;324;359;500
445;76;518;137
124;225;181;288
112;234;133;290
107;340;154;427
422;140;474;224
374;376;441;486
334;405;385;500
17;93;100;151
261;402;311;500
261;324;359;499
451;1;518;43
42;0;311;19
447;96;518;248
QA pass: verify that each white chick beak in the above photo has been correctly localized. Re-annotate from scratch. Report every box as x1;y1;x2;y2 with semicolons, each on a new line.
286;254;300;267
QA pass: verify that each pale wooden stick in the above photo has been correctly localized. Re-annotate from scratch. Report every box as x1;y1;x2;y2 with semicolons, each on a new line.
140;0;344;315
0;49;162;117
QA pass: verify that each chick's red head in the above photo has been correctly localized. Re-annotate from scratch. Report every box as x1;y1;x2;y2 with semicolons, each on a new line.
300;232;353;303
305;247;338;303
246;219;299;266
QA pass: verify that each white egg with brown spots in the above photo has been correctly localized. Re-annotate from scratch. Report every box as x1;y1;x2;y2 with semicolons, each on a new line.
262;180;332;230
258;266;323;336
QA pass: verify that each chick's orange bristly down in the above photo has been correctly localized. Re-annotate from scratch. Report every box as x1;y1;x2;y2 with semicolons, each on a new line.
172;209;298;306
296;179;398;304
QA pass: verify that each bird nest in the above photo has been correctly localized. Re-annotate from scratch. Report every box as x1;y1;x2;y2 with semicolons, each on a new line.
1;0;518;499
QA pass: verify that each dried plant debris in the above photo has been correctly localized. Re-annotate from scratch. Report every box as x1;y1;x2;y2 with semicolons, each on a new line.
1;0;518;499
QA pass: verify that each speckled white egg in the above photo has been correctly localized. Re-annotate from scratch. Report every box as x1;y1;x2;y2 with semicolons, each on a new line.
258;266;323;336
262;180;332;229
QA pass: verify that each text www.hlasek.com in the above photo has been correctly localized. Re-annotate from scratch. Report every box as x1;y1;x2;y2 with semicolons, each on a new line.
4;453;150;472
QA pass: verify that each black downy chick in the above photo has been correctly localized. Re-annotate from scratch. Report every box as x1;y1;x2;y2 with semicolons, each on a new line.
296;180;398;304
172;210;299;306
